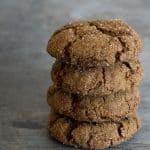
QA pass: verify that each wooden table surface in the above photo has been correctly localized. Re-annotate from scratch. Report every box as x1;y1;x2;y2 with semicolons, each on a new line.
0;0;149;149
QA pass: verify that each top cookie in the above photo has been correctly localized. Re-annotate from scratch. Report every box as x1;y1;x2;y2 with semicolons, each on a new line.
47;19;142;67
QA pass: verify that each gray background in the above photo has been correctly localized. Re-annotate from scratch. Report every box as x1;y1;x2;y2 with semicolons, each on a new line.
0;0;149;150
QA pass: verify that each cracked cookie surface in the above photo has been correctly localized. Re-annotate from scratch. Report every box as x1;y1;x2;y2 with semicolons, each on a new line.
47;20;142;67
51;59;143;96
48;112;141;150
47;85;140;122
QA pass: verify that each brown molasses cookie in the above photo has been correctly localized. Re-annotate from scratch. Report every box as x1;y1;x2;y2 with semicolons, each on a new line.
51;59;143;96
47;85;140;122
48;112;141;150
47;20;142;67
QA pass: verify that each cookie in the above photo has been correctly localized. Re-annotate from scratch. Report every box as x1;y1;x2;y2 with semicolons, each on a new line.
51;59;143;96
47;85;140;122
48;112;141;150
47;20;142;67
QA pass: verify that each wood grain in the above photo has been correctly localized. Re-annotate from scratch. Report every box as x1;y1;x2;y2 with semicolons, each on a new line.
0;0;149;149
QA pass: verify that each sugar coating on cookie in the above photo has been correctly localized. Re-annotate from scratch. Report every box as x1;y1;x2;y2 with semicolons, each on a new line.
48;112;141;150
51;59;143;96
47;86;140;122
47;20;142;67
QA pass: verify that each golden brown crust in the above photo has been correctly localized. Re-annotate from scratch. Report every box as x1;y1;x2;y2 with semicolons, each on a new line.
51;59;143;96
48;112;141;150
47;85;140;122
47;20;142;67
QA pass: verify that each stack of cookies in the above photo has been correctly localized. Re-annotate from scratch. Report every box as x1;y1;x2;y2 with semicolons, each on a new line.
46;20;143;149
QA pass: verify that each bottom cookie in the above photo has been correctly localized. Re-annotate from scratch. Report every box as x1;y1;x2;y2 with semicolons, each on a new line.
48;112;141;150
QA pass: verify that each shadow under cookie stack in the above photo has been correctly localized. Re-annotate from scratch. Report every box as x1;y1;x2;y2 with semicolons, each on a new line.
46;20;143;149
